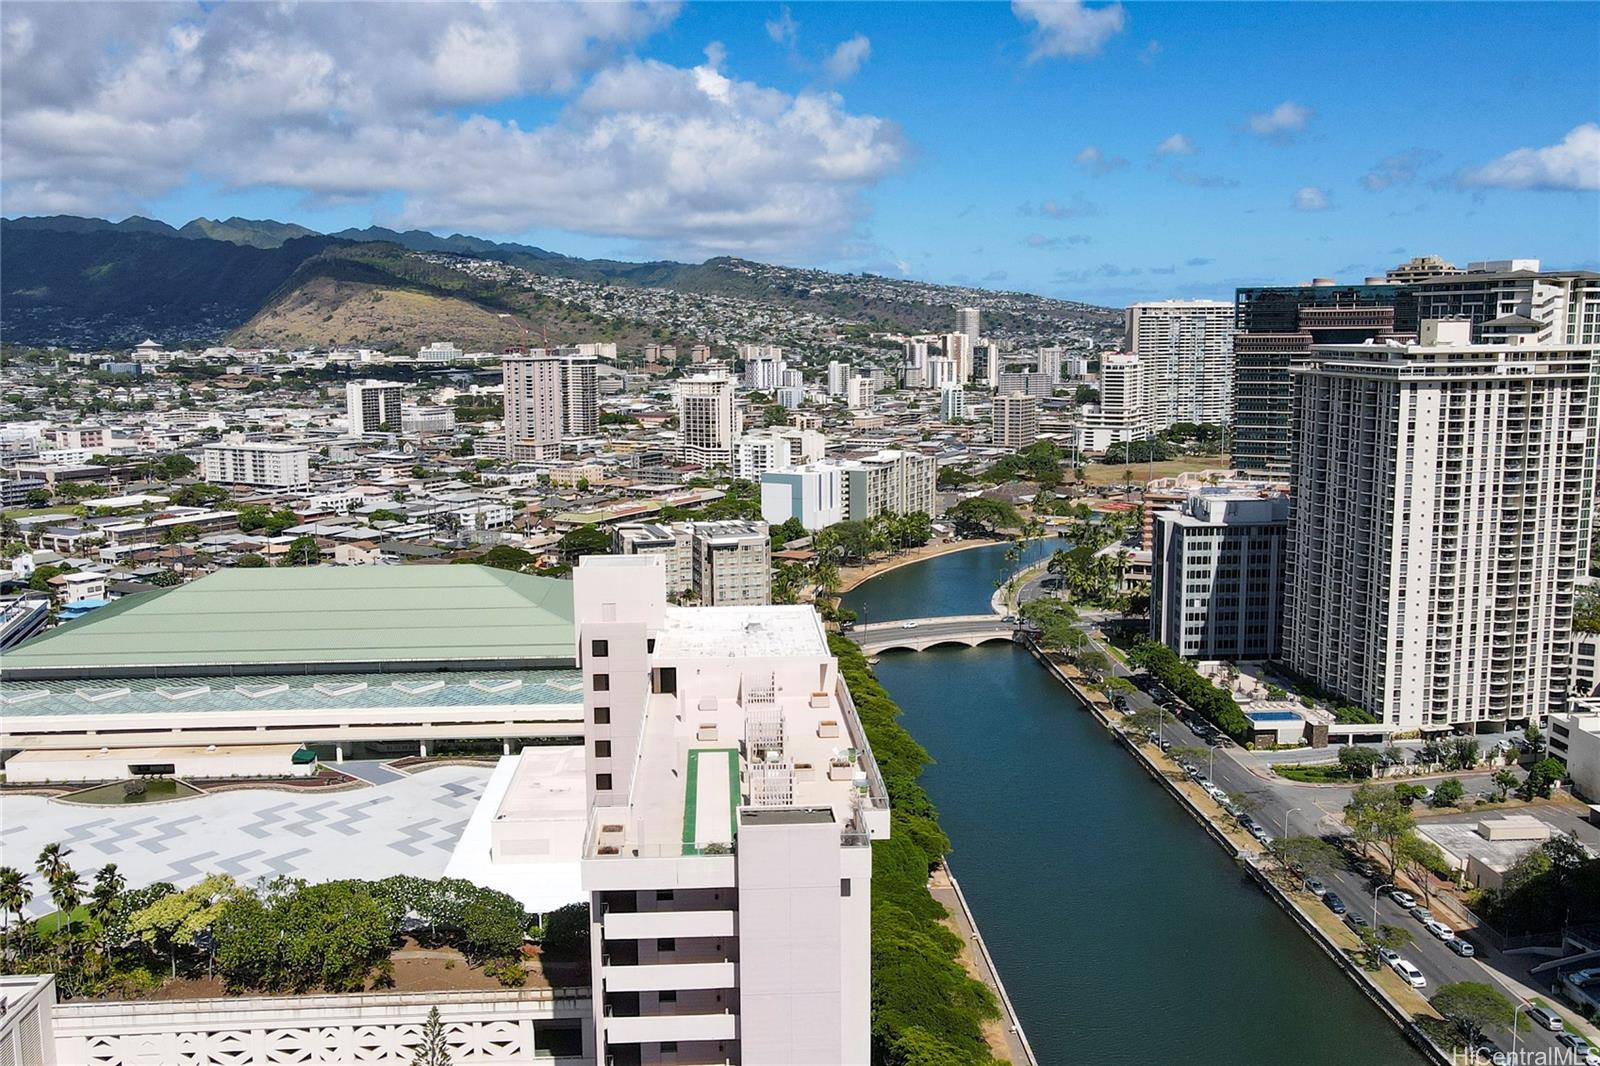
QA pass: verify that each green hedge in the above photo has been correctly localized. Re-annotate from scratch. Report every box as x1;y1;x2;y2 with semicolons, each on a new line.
831;637;1006;1066
1126;640;1251;741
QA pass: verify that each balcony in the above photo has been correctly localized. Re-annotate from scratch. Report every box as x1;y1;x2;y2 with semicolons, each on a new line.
603;909;737;941
603;961;737;993
604;1011;738;1045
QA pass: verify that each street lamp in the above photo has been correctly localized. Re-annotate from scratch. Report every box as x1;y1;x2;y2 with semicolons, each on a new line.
1283;807;1301;842
1509;998;1534;1059
1372;881;1393;925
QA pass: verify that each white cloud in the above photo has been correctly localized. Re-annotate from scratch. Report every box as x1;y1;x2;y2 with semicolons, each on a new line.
824;35;872;83
1138;39;1161;64
1361;148;1439;191
0;1;904;259
1292;186;1331;211
1155;132;1194;156
1247;100;1312;143
765;6;798;46
1075;145;1128;176
1461;123;1600;192
1013;0;1126;61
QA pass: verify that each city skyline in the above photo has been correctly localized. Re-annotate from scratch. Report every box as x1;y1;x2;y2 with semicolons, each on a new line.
2;2;1596;307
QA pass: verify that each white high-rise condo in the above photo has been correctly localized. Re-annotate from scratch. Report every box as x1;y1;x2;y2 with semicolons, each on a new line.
201;441;311;490
344;380;404;434
562;354;600;439
674;375;741;467
576;556;889;1066
1076;353;1150;453
1283;318;1599;732
1125;300;1235;430
503;354;564;460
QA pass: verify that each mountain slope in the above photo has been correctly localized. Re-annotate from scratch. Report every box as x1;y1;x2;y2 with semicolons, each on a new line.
0;225;339;347
178;216;319;249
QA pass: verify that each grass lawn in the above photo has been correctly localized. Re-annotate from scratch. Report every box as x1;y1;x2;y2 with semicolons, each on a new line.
1273;763;1354;784
1079;456;1231;486
1;506;77;519
33;905;89;935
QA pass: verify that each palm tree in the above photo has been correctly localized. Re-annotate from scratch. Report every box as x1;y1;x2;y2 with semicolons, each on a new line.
0;866;29;963
88;864;125;973
36;844;79;936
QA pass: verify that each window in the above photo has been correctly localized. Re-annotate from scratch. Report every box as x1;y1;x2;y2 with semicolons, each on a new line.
653;667;677;695
594;706;610;725
656;937;676;952
655;889;675;901
595;773;612;791
592;673;610;692
591;639;609;658
658;992;678;1005
647;638;656;653
595;740;611;758
660;1039;678;1051
840;878;852;897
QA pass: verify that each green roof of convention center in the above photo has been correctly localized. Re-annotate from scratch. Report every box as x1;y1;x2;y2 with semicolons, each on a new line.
1;565;575;679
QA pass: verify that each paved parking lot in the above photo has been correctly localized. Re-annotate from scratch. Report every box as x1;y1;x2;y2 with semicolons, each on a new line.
0;766;491;917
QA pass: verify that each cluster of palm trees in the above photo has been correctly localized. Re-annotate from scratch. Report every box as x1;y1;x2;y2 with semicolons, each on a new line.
1;846;127;988
777;511;935;616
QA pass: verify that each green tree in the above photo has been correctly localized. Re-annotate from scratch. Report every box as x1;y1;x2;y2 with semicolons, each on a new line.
1274;835;1344;883
1337;746;1380;780
1518;758;1566;800
1431;777;1466;808
1490;767;1519;802
556;524;612;560
280;535;321;566
1430;982;1516;1047
87;863;125;972
127;874;244;977
411;1006;452;1066
1343;784;1415;876
946;497;1020;538
235;553;268;568
24;487;51;508
1396;831;1451;906
769;517;806;547
1355;923;1414;970
149;569;183;587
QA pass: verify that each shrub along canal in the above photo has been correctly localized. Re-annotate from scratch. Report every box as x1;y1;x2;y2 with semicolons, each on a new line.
844;541;1423;1065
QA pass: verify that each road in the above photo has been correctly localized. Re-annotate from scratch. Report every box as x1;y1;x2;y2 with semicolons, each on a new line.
1104;660;1586;1062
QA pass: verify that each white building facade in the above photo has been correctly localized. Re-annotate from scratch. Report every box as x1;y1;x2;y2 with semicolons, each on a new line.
1125;300;1235;429
201;441;311;490
1149;492;1288;659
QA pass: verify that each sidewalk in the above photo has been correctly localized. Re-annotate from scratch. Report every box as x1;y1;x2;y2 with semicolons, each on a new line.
929;866;1037;1066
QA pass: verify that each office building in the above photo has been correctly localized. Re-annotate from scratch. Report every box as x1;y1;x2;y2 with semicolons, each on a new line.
575;555;888;1066
1149;492;1288;659
562;353;601;439
1076;353;1149;453
769;427;825;466
503;354;564;460
1125;300;1235;430
734;435;792;480
760;464;845;531
401;405;457;434
992;393;1040;451
941;385;968;421
1283;319;1599;732
675;375;741;467
1547;711;1600;801
1411;262;1600;347
974;342;1001;388
417;341;463;363
614;521;772;605
201;440;311;490
344;380;404;435
1231;279;1412;477
1386;255;1463;285
956;306;980;349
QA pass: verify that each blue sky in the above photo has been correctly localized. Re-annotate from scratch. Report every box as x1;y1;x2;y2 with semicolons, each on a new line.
3;1;1596;306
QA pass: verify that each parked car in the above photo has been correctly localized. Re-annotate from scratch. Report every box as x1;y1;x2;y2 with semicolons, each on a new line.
1526;1007;1564;1032
1305;878;1327;898
1388;890;1417;909
1422;918;1456;942
1409;905;1431;922
1447;938;1475;958
1344;912;1371;931
1389;958;1427;989
1378;947;1401;965
901;621;919;629
1557;1034;1599;1066
1324;893;1347;915
1158;739;1172;752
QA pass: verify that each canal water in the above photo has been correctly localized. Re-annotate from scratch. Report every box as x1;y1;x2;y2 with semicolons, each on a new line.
844;543;1423;1065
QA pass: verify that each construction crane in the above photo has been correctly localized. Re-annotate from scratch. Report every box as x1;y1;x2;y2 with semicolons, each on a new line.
496;312;548;355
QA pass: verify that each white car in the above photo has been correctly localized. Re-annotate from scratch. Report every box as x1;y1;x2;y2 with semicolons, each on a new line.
1377;947;1400;965
1389;958;1427;989
901;621;918;629
1557;1035;1599;1066
1388;890;1417;909
1421;918;1456;942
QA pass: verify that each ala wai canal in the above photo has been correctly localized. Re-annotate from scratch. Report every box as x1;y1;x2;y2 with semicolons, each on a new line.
844;540;1423;1065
